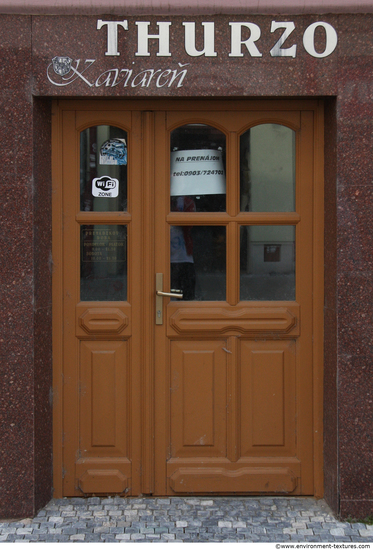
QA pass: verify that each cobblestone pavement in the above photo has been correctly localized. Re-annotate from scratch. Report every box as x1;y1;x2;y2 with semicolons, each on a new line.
1;497;373;543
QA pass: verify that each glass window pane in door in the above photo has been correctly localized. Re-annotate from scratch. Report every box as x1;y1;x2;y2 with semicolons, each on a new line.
80;126;128;212
240;124;295;212
81;225;127;301
240;225;295;301
170;225;226;301
170;124;226;212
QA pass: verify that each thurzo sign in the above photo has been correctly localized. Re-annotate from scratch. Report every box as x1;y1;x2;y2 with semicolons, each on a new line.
47;19;338;90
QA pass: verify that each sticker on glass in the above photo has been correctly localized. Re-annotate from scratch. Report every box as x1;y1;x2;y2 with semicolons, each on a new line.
92;176;119;198
100;138;127;165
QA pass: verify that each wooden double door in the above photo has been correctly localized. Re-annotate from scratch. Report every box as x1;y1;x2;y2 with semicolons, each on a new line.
52;100;324;497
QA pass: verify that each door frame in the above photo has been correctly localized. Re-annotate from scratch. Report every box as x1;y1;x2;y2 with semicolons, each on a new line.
51;98;324;498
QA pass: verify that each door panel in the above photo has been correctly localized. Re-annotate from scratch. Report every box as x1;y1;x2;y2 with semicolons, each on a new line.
60;109;142;496
54;100;323;498
167;305;300;336
80;340;128;453
154;108;315;495
240;340;296;453
170;340;227;457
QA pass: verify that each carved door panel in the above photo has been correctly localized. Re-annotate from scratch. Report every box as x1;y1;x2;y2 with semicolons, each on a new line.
153;109;316;495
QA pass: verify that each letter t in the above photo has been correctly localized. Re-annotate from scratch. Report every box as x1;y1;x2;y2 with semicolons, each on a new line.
97;19;129;56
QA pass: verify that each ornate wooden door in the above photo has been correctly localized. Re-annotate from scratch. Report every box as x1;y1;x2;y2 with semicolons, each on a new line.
53;100;323;497
55;107;144;496
153;107;322;495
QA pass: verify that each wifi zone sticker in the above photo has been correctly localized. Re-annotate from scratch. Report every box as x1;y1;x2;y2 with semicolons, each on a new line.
92;176;119;198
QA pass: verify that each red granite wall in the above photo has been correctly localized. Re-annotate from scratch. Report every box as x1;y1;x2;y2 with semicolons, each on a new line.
0;12;372;519
33;97;52;514
0;18;52;518
337;47;373;517
0;15;35;518
323;97;338;516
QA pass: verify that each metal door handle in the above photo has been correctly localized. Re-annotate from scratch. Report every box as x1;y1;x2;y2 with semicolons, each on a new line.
156;273;183;325
156;290;183;298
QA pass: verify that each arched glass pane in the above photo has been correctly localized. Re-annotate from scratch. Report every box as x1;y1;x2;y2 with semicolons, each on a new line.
80;125;128;212
170;124;226;212
240;124;295;212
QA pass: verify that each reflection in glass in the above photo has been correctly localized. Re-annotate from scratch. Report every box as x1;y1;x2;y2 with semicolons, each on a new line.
240;124;295;212
80;126;128;212
81;225;127;301
170;124;226;212
170;225;226;301
240;226;295;301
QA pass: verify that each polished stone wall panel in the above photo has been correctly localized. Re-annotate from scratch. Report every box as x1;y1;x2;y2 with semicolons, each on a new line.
31;14;340;97
337;186;373;273
323;98;338;514
0;355;34;518
337;273;373;357
338;356;373;501
33;98;53;513
340;499;373;520
334;23;373;518
0;15;35;518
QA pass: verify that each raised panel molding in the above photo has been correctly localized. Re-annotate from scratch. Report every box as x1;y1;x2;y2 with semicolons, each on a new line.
80;340;128;457
240;340;296;457
168;306;299;336
78;469;128;495
169;467;297;493
79;308;129;334
170;340;227;458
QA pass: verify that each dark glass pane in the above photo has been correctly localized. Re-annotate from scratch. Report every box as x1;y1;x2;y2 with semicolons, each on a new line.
81;225;127;301
80;126;128;212
170;124;226;212
240;226;295;300
170;226;226;301
240;124;295;212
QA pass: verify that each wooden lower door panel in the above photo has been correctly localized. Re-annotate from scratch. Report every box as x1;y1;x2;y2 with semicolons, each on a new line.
167;337;300;495
76;339;131;495
169;340;228;458
168;462;299;494
76;458;131;495
240;339;296;457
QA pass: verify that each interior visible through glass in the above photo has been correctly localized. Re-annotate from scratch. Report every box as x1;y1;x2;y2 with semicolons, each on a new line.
80;126;128;212
81;225;127;301
170;124;226;212
240;124;295;212
240;225;295;301
170;225;226;301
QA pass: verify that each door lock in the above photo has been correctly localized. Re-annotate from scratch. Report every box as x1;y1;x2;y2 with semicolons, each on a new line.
155;273;183;325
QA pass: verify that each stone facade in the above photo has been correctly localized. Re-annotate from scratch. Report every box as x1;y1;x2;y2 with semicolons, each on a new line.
0;7;372;519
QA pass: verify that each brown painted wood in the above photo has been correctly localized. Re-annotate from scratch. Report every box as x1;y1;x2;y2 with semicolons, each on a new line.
54;108;143;496
154;107;319;495
52;99;324;498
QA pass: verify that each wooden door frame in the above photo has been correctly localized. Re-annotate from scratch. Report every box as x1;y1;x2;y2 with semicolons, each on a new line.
51;98;324;498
